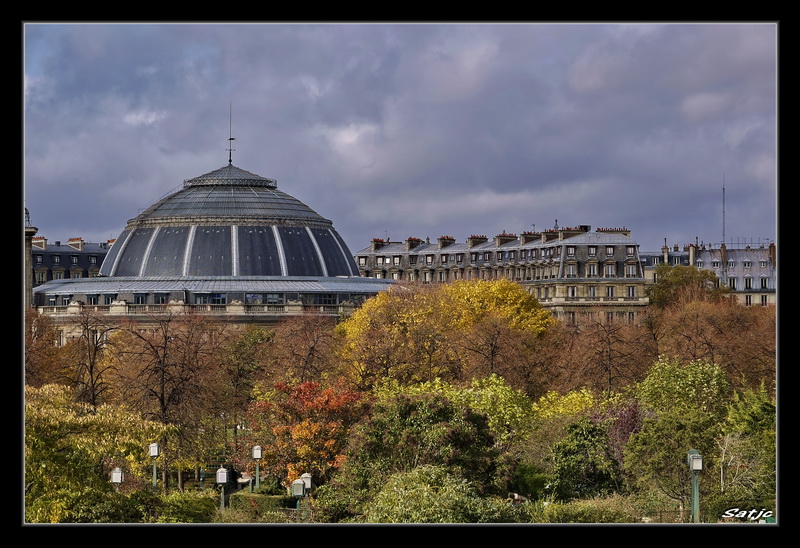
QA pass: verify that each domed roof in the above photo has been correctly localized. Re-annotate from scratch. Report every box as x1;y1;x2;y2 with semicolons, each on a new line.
99;163;358;278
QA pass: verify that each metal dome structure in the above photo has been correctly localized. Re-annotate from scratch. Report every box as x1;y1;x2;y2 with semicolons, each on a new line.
99;163;358;278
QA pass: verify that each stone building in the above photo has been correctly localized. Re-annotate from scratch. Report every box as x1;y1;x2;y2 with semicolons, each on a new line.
354;224;650;325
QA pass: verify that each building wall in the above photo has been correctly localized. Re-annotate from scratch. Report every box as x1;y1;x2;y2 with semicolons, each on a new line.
354;226;650;325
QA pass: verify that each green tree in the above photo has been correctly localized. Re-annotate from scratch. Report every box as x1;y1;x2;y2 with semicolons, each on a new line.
646;263;728;309
548;417;623;501
360;465;517;523
25;384;170;523
316;391;498;521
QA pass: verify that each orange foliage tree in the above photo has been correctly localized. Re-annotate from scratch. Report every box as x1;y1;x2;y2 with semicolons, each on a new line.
237;379;368;489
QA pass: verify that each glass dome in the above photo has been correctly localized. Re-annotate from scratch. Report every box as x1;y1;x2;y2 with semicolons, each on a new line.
99;163;358;278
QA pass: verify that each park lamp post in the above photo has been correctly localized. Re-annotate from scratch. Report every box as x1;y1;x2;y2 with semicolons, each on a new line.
687;449;703;523
216;466;229;511
149;443;160;493
252;445;263;491
292;473;313;522
111;467;124;491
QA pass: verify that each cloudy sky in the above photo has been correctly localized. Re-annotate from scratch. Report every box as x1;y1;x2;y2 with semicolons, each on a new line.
23;23;777;254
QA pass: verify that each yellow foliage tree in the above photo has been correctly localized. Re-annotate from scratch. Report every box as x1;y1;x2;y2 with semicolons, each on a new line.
337;280;555;389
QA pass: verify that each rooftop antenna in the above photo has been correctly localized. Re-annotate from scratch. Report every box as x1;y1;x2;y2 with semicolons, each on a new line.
722;175;726;246
227;101;236;165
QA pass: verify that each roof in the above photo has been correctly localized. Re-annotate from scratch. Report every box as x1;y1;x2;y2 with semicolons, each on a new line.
33;276;395;296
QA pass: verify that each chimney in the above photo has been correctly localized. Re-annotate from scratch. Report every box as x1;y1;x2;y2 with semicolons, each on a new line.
494;232;518;246
370;238;386;252
467;235;488;248
67;237;85;251
405;237;422;251
32;236;47;249
520;231;541;244
437;235;456;249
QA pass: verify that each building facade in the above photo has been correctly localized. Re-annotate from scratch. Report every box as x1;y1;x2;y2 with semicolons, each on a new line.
354;225;650;325
639;241;777;307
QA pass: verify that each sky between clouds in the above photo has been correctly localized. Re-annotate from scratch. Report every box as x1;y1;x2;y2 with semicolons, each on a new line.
23;22;777;254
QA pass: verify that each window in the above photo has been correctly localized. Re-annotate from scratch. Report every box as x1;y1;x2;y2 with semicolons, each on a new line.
103;294;116;305
35;255;42;264
625;264;637;277
728;278;737;289
154;294;168;304
761;277;768;289
61;296;71;306
672;256;681;265
604;263;616;277
483;252;492;262
509;251;516;260
696;260;703;268
426;255;434;265
626;246;635;256
587;264;597;278
627;286;636;298
71;255;79;264
606;286;614;298
606;312;614;324
53;255;60;264
410;256;418;265
745;295;752;306
134;294;147;305
196;294;210;305
53;271;64;280
393;256;401;266
70;271;82;279
566;264;576;277
376;256;385;266
761;295;768;306
588;286;597;298
567;286;577;298
87;295;99;305
745;277;753;290
266;293;284;305
652;256;660;265
35;271;46;283
744;261;752;269
90;256;97;265
728;261;735;268
606;246;614;256
358;256;366;266
470;253;478;262
760;260;768;268
441;254;448;264
520;250;527;260
456;253;463;264
588;246;597;257
712;261;720;268
567;246;576;257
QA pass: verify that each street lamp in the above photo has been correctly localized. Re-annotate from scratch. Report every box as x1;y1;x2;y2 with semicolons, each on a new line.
216;466;229;511
252;445;262;491
292;473;313;522
149;442;160;493
687;449;703;523
111;467;124;491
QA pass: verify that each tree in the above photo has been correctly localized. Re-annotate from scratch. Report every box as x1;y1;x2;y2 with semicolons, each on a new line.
268;315;339;383
547;417;623;501
239;379;367;488
64;308;120;407
360;465;517;523
316;391;499;521
635;357;733;420
336;280;554;389
109;313;226;492
24;309;66;387
646;263;728;309
25;384;170;523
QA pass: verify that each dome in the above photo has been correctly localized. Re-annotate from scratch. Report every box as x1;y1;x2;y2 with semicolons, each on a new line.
99;163;358;278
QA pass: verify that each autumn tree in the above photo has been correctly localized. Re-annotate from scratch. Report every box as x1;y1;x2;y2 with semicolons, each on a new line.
24;310;66;387
109;313;226;491
238;379;367;489
268;314;339;383
336;279;554;390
